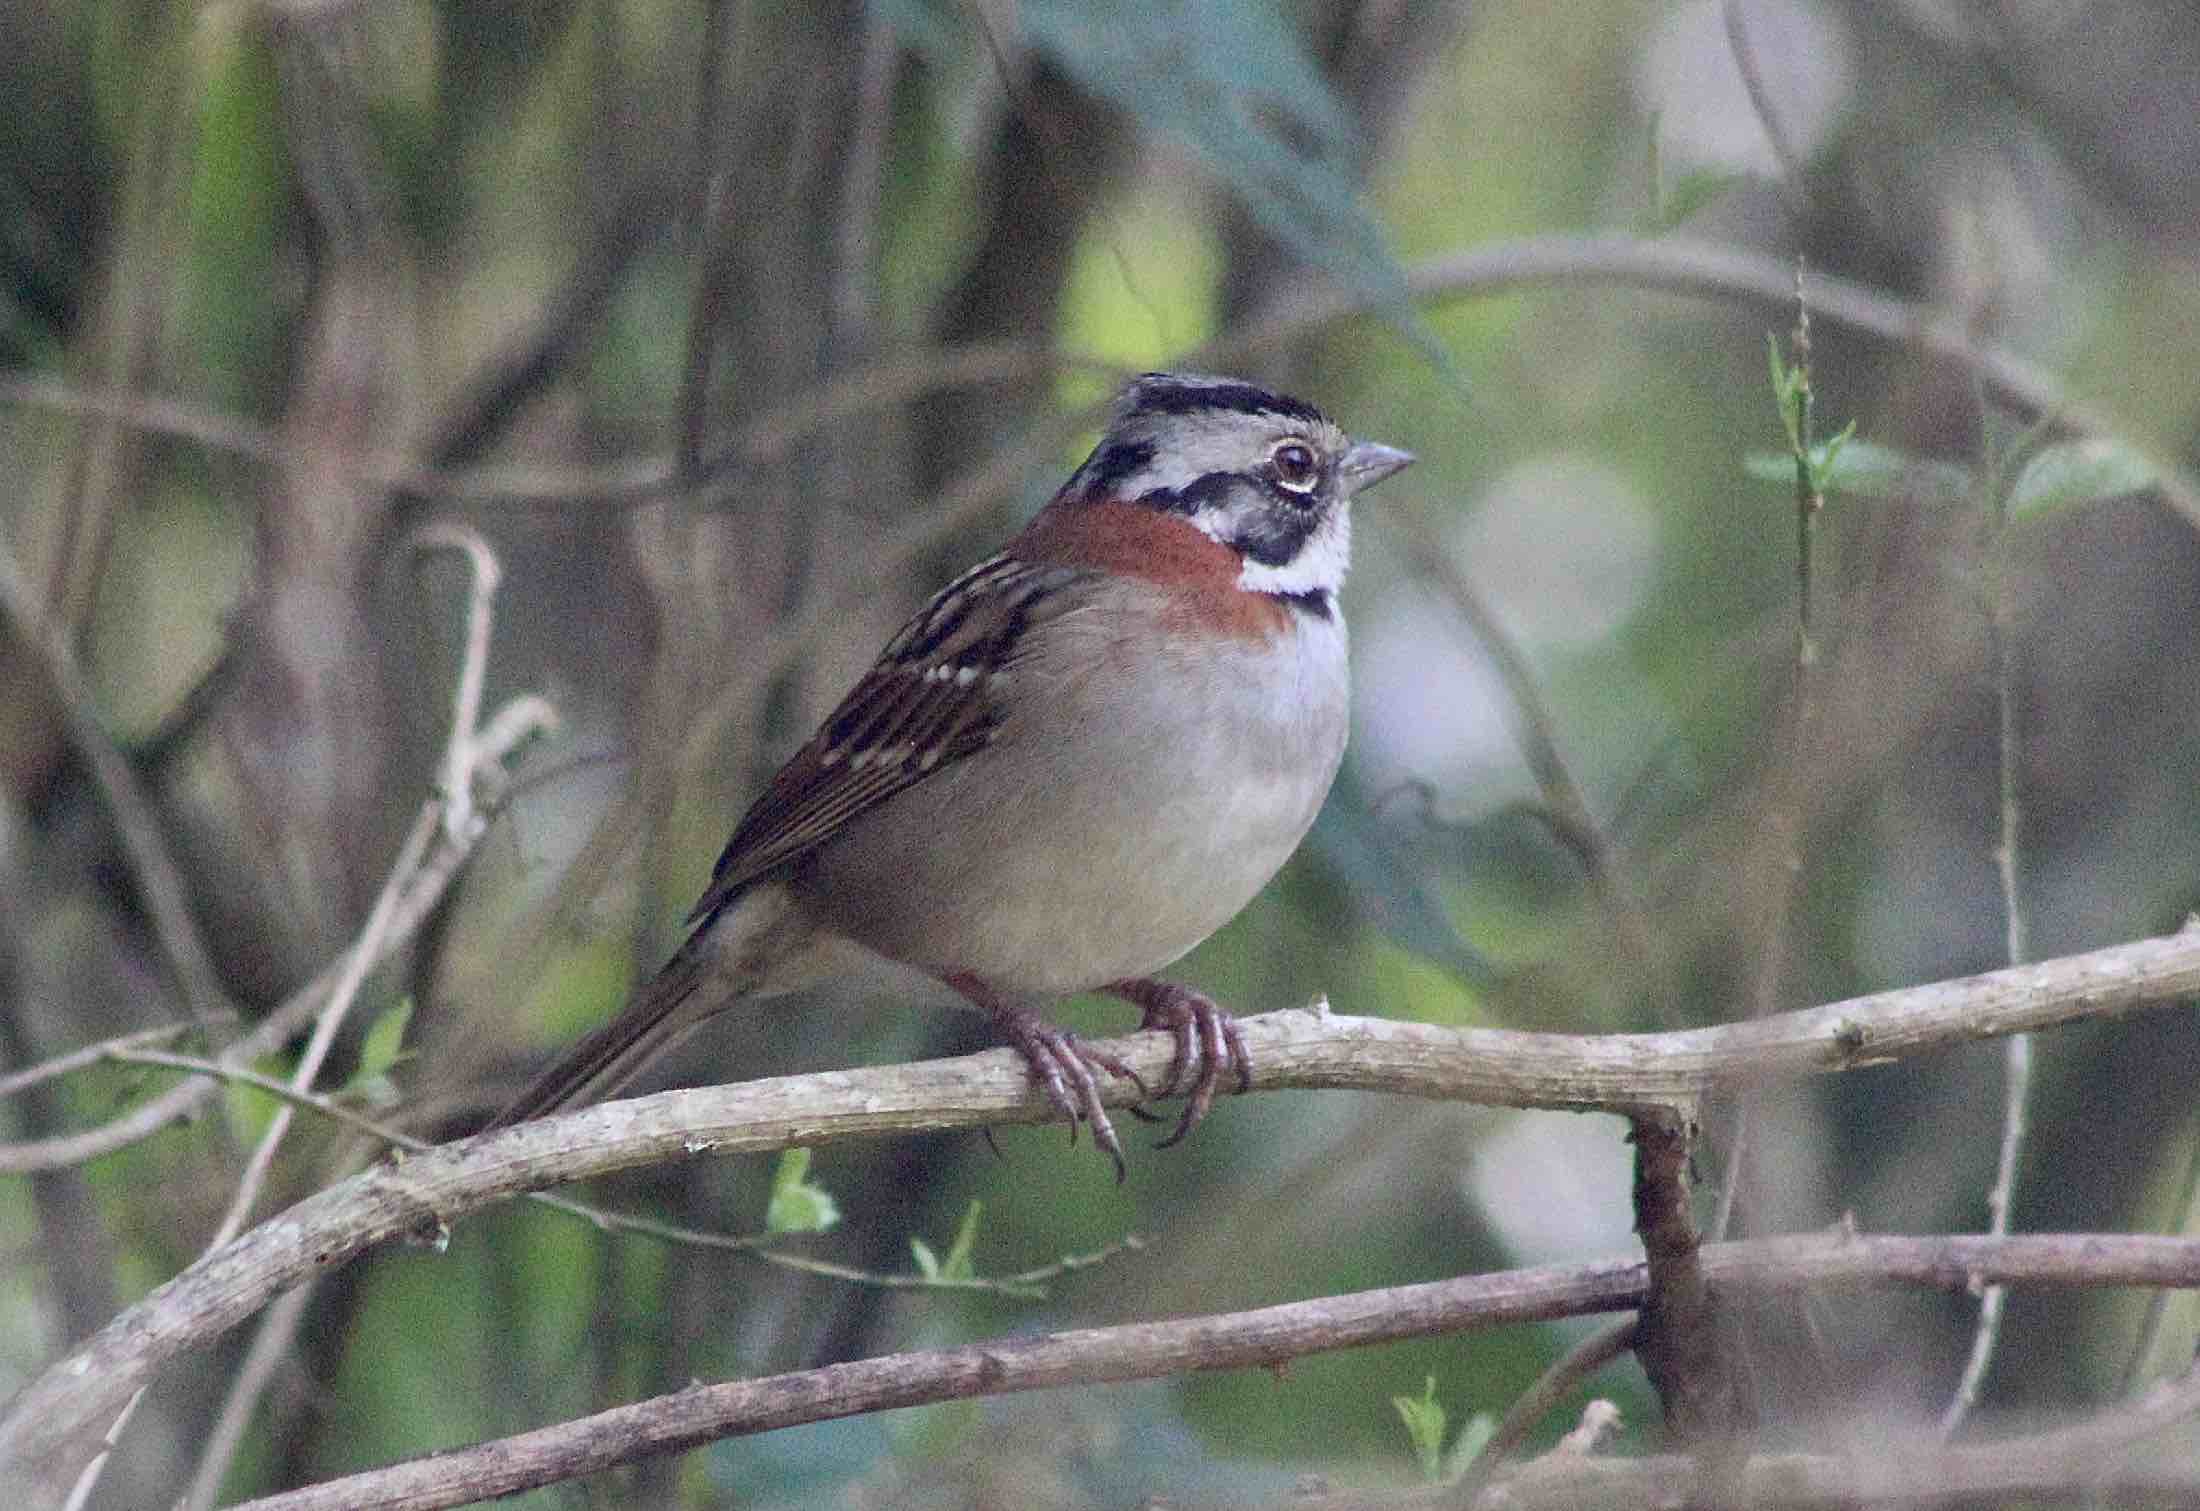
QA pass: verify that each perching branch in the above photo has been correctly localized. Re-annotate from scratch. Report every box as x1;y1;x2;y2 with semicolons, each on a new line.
5;924;2200;1488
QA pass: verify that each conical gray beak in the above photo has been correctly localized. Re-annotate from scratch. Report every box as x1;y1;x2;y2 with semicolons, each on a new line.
1339;440;1415;496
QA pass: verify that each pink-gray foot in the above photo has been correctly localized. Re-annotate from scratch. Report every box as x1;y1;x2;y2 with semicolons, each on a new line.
1105;979;1251;1148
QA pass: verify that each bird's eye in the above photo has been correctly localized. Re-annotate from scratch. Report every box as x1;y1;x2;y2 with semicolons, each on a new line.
1271;440;1320;492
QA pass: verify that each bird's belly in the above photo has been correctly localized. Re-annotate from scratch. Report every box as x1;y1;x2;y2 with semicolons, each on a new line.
800;614;1347;998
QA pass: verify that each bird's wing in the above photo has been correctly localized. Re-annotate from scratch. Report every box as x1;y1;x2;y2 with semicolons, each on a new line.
687;554;1088;922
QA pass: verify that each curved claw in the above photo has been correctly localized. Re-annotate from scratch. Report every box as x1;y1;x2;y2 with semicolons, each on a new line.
1104;979;1252;1150
952;977;1143;1181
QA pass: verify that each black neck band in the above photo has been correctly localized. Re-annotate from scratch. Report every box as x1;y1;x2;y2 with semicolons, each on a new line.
1269;587;1334;621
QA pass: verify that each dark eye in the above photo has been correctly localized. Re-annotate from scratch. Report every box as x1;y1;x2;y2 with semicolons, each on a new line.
1271;440;1320;492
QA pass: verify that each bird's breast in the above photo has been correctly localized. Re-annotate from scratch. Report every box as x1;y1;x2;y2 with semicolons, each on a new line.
799;583;1348;998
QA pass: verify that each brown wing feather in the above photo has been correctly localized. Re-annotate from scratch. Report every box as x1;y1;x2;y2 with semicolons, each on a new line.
686;556;1086;922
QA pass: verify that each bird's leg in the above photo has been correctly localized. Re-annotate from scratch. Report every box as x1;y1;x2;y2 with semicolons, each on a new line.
1104;979;1251;1148
948;976;1144;1181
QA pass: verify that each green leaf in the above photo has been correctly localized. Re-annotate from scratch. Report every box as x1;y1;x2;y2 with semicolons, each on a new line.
2007;439;2159;521
222;1059;286;1142
1743;438;1971;500
339;997;415;1108
1392;1375;1448;1482
356;998;413;1083
1019;0;1425;350
1309;798;1496;992
872;0;1434;358
907;1202;985;1284
1766;333;1803;449
1638;168;1744;234
940;1201;982;1281
764;1148;841;1235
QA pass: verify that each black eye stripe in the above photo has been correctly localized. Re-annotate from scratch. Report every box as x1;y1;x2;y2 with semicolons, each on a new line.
1136;470;1242;516
1080;438;1157;496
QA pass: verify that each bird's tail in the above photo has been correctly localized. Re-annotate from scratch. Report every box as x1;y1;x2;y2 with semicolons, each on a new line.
481;931;714;1132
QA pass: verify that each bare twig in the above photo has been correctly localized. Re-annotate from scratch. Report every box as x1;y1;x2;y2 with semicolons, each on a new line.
1716;268;1828;1242
0;1022;208;1102
175;524;540;1509
110;1042;1123;1301
180;1152;370;1511
54;1389;142;1511
1940;414;2057;1437
539;1194;1142;1300
1387;507;1666;1014
212;1234;2200;1511
1292;1371;2200;1510
408;524;507;841
1451;1318;1635;1503
2122;1104;2200;1394
111;1048;415;1147
1214;234;2200;528
1721;0;1810;211
4;236;2189;526
0;529;236;1028
674;0;737;479
0;801;480;1174
0;630;552;1178
205;802;438;1249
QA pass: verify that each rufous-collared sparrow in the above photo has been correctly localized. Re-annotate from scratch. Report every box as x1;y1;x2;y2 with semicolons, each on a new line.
489;372;1414;1176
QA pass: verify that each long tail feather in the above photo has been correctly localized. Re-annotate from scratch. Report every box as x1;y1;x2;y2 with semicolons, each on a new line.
482;935;712;1131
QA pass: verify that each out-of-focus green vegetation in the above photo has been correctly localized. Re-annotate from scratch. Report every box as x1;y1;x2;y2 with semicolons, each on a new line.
4;0;2200;1505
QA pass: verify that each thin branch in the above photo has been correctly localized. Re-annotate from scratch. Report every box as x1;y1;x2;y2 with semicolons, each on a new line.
110;1043;1123;1301
9;929;2200;1481
181;1150;371;1511
535;1194;1142;1300
0;1022;208;1102
1213;233;2200;528
1940;409;2055;1437
7;235;2188;528
176;524;534;1509
55;1389;142;1511
205;802;437;1249
1387;508;1666;1015
0;686;552;1176
198;525;514;1245
408;524;508;841
1721;0;1810;211
674;0;736;479
214;1234;2200;1511
2124;1103;2200;1404
0;819;456;1173
0;525;236;1029
111;1049;415;1148
1452;1318;1636;1503
1291;1376;2200;1510
1717;268;1828;1241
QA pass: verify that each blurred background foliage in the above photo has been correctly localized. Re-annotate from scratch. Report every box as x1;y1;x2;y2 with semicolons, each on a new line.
3;0;2200;1505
